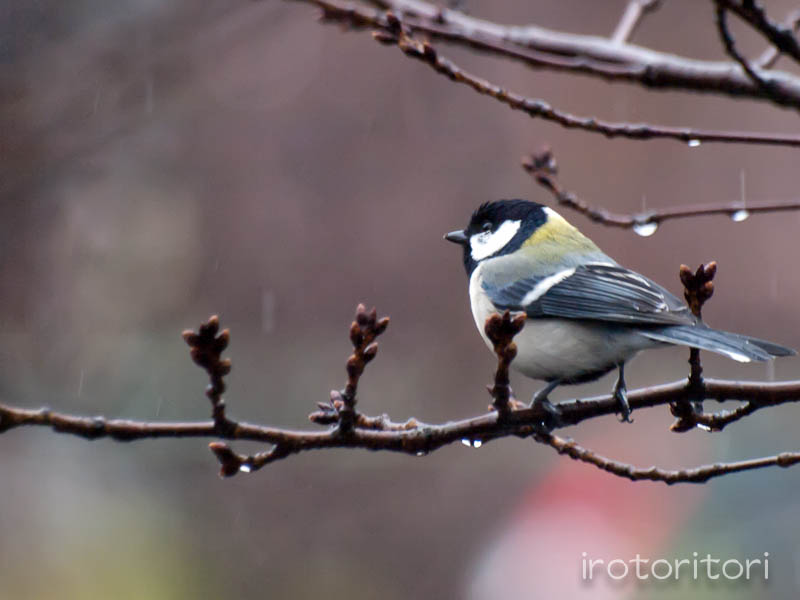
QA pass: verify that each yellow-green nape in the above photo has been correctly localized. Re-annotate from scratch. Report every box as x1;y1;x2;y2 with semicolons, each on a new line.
522;207;598;251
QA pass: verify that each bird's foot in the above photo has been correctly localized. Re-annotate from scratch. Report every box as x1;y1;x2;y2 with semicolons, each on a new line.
614;379;632;423
530;381;564;431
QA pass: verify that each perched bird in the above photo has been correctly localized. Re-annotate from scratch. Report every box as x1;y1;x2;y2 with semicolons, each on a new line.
445;199;794;423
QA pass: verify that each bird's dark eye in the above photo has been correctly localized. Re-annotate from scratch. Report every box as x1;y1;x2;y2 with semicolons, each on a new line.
481;222;492;233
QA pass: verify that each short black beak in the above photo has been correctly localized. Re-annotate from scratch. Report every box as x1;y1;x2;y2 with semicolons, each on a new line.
444;229;468;245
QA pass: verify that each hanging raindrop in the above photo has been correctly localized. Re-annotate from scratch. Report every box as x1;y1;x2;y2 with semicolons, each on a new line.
731;209;750;222
632;221;659;237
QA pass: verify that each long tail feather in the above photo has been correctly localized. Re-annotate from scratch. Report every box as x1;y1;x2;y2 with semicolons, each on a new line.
639;325;795;363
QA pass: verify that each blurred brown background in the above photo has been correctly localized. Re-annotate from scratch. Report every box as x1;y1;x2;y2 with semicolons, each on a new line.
2;1;800;598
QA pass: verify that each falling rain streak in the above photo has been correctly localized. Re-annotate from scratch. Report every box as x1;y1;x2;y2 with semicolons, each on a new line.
733;169;749;222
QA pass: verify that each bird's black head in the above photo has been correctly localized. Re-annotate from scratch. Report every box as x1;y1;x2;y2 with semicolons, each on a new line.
445;199;548;275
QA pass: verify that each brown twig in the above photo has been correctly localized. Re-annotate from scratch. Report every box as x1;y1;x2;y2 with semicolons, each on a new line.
714;3;785;107
717;0;800;66
680;263;717;322
374;28;800;147
1;305;799;481
307;304;389;430
670;263;717;431
536;431;800;484
754;10;800;69
521;149;800;230
300;0;800;108
483;310;526;415
370;0;800;106
182;316;234;433
3;377;797;441
339;304;389;431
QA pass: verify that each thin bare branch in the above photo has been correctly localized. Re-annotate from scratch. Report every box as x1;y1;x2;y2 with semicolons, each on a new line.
484;310;527;415
717;0;800;66
669;263;717;431
4;376;798;444
612;0;661;44
182;315;233;431
2;305;799;479
536;432;800;484
372;26;800;147
300;0;800;108
522;149;800;229
714;3;784;106
314;303;390;432
754;9;800;69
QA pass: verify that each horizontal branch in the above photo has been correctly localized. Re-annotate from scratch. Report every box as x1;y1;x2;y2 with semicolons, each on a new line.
522;149;800;231
3;376;799;475
299;0;800;108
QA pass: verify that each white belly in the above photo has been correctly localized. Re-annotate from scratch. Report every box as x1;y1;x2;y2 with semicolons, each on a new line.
469;265;656;382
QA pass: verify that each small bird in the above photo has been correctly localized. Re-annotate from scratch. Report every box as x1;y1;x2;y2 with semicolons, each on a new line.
445;199;794;424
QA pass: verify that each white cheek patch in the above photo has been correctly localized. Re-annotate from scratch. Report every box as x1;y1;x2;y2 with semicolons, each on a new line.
470;219;521;261
520;268;576;305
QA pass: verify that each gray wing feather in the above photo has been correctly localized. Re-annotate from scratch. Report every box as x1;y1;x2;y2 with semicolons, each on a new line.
484;263;694;326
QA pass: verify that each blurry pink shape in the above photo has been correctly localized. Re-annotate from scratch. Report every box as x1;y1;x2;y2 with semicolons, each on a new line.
467;455;706;599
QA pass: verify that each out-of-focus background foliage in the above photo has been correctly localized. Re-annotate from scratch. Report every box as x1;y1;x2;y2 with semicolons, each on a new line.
2;1;800;598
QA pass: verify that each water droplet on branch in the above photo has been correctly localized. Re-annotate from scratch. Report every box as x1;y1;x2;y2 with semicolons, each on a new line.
731;209;750;222
687;139;701;147
633;221;658;237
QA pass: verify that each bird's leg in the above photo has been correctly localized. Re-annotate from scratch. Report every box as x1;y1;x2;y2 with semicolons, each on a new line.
613;363;633;423
530;379;563;430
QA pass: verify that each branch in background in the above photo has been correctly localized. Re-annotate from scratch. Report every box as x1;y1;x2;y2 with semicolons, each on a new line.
2;294;800;483
300;0;800;108
372;22;800;147
717;0;800;66
611;0;661;44
521;149;800;232
714;3;783;105
754;9;800;69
